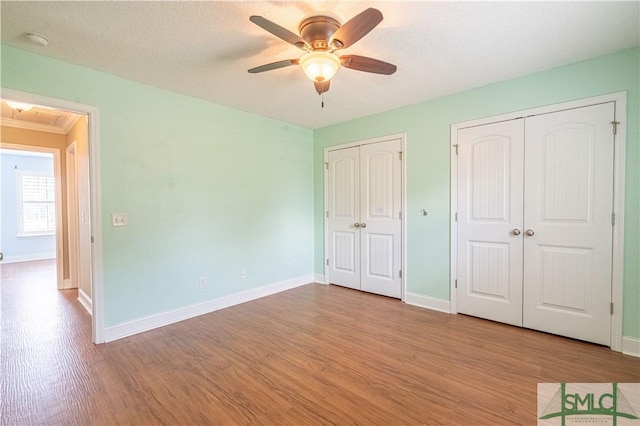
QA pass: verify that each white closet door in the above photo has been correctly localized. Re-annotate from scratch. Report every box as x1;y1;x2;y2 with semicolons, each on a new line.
327;147;361;290
523;103;615;345
457;120;525;326
359;140;402;298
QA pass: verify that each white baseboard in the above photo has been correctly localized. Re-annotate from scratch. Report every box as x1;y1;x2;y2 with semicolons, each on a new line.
78;289;92;315
1;252;56;264
622;336;640;357
405;292;451;314
314;273;326;284
63;278;76;289
104;274;314;342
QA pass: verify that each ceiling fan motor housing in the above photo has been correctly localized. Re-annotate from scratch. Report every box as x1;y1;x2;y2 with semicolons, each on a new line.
299;16;341;51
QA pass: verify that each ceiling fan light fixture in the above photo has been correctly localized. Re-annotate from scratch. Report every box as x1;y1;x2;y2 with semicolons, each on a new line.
300;51;340;82
6;101;34;112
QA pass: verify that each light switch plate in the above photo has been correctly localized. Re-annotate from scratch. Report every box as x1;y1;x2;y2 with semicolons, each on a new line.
111;213;128;226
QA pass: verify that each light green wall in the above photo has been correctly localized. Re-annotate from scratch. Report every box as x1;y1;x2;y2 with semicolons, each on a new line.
314;48;640;338
1;45;314;327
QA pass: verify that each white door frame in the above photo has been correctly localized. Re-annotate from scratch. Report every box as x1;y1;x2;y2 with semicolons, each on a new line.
450;92;627;351
66;142;79;290
323;133;407;301
0;143;64;290
2;88;105;344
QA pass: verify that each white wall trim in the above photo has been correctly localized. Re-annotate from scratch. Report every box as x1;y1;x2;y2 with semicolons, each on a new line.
1;252;56;264
103;275;313;342
63;278;74;289
78;289;92;315
2;88;104;344
622;336;640;358
405;292;451;314
449;91;627;352
313;273;326;284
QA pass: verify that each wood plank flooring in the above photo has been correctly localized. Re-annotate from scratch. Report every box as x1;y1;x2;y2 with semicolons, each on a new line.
2;260;639;425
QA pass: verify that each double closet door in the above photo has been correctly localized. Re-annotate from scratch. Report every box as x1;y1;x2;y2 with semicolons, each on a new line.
456;102;615;345
327;139;402;299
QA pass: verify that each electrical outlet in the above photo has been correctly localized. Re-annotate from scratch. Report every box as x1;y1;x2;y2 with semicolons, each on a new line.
199;277;207;289
240;270;246;279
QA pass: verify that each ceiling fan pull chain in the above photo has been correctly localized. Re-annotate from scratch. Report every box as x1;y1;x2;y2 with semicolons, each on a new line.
321;92;324;108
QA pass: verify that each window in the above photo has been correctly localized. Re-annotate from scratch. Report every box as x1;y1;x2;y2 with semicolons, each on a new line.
18;172;56;236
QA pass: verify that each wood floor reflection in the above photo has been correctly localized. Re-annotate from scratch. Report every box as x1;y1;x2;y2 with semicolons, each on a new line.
2;260;639;425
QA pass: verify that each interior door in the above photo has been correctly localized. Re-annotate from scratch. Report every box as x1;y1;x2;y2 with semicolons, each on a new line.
457;120;525;326
359;140;402;298
327;147;360;290
522;103;615;345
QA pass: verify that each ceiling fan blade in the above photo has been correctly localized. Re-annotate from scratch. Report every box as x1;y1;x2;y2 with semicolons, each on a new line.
248;59;299;74
250;16;308;49
314;80;330;95
331;8;383;49
340;55;396;75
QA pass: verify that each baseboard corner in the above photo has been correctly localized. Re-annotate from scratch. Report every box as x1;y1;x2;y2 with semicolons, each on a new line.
622;336;640;357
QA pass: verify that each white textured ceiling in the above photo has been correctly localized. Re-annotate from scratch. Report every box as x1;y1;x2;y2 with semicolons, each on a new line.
1;1;638;129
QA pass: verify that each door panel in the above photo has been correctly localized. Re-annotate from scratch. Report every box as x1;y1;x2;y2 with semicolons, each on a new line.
360;140;402;298
523;103;614;345
457;120;524;326
327;139;402;299
327;147;360;290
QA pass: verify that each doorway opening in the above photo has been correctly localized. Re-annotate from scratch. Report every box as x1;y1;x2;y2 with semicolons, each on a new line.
1;90;103;343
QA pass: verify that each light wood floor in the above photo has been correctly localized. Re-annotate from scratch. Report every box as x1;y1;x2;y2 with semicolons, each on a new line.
2;260;638;425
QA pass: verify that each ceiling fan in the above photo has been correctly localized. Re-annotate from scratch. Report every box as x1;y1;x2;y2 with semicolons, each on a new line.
248;8;397;96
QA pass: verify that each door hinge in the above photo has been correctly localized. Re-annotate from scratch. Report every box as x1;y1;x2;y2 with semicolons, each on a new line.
610;302;614;315
91;236;94;243
455;279;458;289
325;162;329;169
454;212;458;222
611;121;620;135
453;144;458;155
399;270;402;278
326;259;329;266
399;211;402;220
611;212;616;226
326;210;329;218
399;152;403;160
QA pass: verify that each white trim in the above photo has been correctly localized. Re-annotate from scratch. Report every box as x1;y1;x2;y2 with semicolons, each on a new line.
314;273;326;284
405;292;451;314
1;252;55;263
622;336;640;358
103;275;313;342
2;88;104;344
78;289;92;315
62;278;74;289
449;92;627;351
1;114;81;135
322;133;407;300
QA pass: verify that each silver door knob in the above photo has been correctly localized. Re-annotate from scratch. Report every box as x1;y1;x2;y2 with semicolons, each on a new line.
512;229;521;236
525;229;535;236
354;223;361;228
360;223;367;228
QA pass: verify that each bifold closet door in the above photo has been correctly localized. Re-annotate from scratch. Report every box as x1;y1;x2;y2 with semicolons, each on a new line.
522;103;615;346
457;102;615;345
327;139;402;299
327;146;361;290
456;119;525;326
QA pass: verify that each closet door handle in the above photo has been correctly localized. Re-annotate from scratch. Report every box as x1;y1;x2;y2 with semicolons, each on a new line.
360;223;367;228
512;229;521;236
354;223;361;228
525;229;535;236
